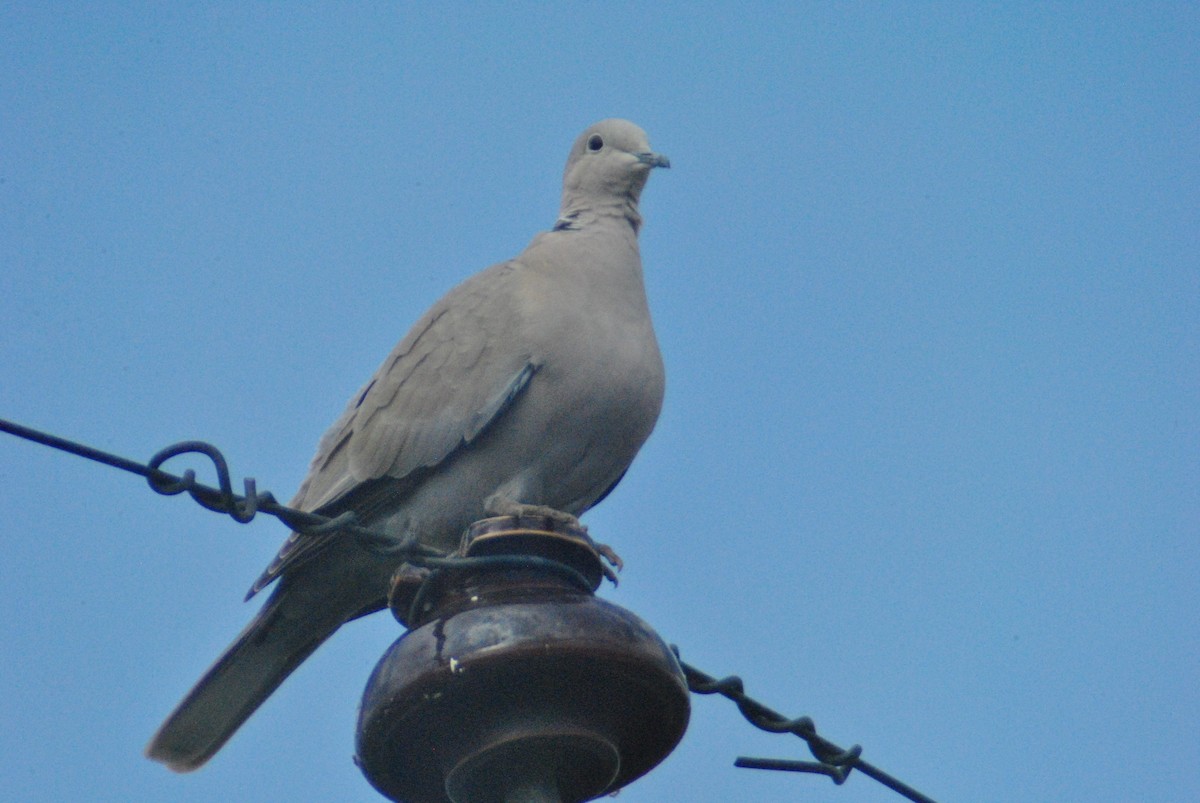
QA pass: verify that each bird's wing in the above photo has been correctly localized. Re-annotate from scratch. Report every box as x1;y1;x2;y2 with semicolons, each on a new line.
249;261;535;595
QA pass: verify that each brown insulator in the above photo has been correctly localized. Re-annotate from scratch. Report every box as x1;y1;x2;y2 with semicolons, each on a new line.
355;515;690;802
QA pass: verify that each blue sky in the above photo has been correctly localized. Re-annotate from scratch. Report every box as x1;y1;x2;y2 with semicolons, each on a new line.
2;4;1196;801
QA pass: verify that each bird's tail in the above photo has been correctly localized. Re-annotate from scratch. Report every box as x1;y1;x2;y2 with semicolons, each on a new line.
145;589;341;772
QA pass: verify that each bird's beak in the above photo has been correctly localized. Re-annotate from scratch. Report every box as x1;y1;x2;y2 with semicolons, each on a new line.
636;151;671;169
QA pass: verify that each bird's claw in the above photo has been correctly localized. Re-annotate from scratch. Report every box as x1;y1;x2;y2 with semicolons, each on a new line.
483;494;588;532
482;494;623;584
592;540;623;585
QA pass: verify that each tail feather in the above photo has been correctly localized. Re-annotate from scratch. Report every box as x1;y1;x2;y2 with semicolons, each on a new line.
145;592;341;772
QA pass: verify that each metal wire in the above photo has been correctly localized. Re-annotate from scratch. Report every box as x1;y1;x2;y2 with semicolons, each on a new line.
0;417;439;560
676;651;938;802
3;416;937;801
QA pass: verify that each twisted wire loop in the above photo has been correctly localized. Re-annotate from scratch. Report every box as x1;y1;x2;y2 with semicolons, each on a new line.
675;650;938;803
0;416;438;561
147;441;266;523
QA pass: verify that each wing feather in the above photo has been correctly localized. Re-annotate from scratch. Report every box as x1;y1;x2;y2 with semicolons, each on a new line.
249;261;536;596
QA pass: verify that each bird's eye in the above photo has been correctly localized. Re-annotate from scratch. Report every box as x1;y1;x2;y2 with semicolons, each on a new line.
587;134;604;152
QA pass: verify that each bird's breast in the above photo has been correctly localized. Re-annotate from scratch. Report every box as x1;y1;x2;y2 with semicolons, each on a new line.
504;247;663;507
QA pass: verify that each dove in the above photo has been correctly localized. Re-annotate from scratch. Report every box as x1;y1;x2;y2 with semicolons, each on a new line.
146;119;669;772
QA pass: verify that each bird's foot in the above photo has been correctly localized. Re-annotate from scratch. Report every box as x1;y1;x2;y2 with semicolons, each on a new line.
482;494;623;584
483;494;587;531
588;538;624;585
594;541;624;574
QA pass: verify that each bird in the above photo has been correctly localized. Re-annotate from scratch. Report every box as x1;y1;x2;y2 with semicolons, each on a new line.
145;118;670;772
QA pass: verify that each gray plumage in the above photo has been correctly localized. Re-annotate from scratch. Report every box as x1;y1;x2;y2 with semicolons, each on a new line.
146;119;668;772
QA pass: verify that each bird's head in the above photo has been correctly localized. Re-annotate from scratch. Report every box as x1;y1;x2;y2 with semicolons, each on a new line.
560;119;669;212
